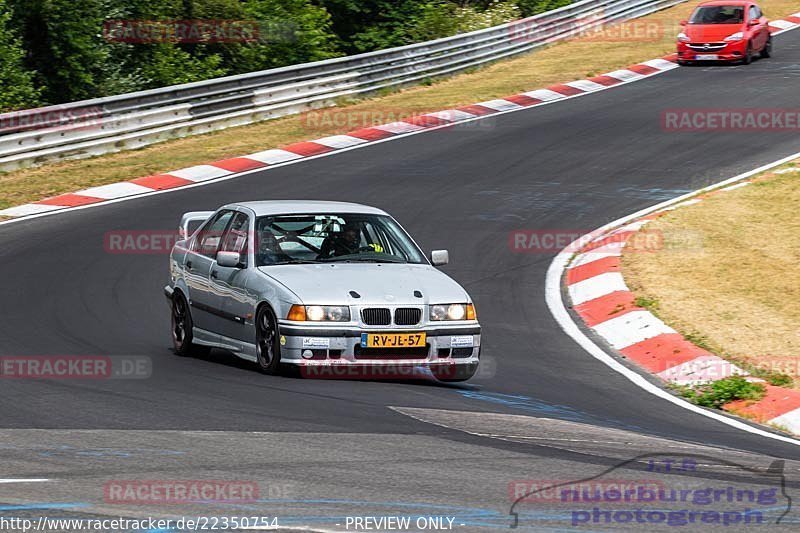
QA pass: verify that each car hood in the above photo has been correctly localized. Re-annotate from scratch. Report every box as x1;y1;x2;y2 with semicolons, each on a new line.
257;263;470;305
685;23;743;41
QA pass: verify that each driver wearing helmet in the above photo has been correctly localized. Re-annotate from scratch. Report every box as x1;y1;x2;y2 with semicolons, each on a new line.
256;230;291;265
319;223;361;258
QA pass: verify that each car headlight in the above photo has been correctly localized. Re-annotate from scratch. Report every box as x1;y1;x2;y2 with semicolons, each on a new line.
677;32;690;42
724;32;743;42
287;305;350;322
430;303;477;321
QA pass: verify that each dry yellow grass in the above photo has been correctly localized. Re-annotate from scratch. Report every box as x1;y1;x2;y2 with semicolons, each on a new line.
623;162;800;382
1;0;797;210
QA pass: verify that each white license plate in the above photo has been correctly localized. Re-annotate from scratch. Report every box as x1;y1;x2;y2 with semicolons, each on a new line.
695;54;718;60
361;332;426;348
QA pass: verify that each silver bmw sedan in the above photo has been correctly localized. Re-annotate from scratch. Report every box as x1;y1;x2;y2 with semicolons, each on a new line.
165;201;481;381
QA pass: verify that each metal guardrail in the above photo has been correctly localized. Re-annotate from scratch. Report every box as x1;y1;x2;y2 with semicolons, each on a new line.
0;0;684;171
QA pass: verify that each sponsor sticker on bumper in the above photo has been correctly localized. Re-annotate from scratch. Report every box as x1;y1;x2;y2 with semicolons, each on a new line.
302;337;330;349
451;335;474;348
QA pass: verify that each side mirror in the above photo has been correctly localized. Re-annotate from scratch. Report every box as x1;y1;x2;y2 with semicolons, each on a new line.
430;250;449;266
217;251;243;268
679;19;688;26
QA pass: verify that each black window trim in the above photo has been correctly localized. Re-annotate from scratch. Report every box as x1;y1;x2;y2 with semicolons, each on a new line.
219;211;251;267
193;209;235;259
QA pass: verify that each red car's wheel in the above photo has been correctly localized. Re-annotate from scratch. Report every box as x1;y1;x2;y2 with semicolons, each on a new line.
742;42;753;64
761;36;772;58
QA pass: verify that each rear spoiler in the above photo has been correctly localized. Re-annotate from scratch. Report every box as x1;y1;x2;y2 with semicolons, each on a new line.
179;211;214;239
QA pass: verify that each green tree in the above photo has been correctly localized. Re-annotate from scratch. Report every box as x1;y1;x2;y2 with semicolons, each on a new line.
103;0;228;91
516;0;572;17
109;0;339;90
208;0;340;75
9;0;113;103
136;44;227;88
0;0;40;111
314;0;432;54
317;0;524;53
409;1;521;42
6;0;339;103
2;0;572;108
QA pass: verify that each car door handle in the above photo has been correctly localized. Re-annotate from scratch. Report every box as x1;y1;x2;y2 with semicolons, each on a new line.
186;260;193;270
211;270;219;279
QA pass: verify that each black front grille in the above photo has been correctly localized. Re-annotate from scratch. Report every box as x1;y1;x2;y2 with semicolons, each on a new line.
688;42;726;51
394;308;421;326
451;347;474;358
361;308;391;325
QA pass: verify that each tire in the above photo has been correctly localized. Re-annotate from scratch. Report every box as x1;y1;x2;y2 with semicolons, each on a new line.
432;362;478;383
761;36;772;58
743;42;753;64
171;293;209;357
256;306;282;375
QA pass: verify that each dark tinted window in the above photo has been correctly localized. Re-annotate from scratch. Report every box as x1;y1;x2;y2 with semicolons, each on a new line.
194;210;233;258
255;213;427;266
690;5;745;23
220;212;249;264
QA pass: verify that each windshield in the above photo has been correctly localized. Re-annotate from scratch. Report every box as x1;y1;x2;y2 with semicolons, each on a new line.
689;5;745;24
255;213;427;266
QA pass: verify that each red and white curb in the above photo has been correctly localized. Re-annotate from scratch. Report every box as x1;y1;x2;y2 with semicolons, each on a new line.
0;57;685;219
769;12;800;32
557;155;800;439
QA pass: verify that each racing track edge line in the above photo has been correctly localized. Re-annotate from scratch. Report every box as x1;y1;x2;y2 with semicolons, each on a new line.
544;150;800;448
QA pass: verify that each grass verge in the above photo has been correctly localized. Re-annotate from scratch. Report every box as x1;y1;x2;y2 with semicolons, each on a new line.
2;0;798;210
671;376;766;409
623;162;800;387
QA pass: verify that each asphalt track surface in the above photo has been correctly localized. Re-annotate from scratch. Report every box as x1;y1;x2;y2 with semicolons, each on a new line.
1;30;800;532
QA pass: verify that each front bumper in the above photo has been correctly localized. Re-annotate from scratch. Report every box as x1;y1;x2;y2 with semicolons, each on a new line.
677;40;748;62
277;322;481;369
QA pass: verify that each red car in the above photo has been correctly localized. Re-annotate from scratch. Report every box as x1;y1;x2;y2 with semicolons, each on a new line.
677;1;772;64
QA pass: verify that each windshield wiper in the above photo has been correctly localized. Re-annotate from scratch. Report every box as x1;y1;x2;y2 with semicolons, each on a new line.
321;256;405;263
268;259;321;265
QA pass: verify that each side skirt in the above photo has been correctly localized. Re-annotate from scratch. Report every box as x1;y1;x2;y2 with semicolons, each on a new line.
192;327;258;362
